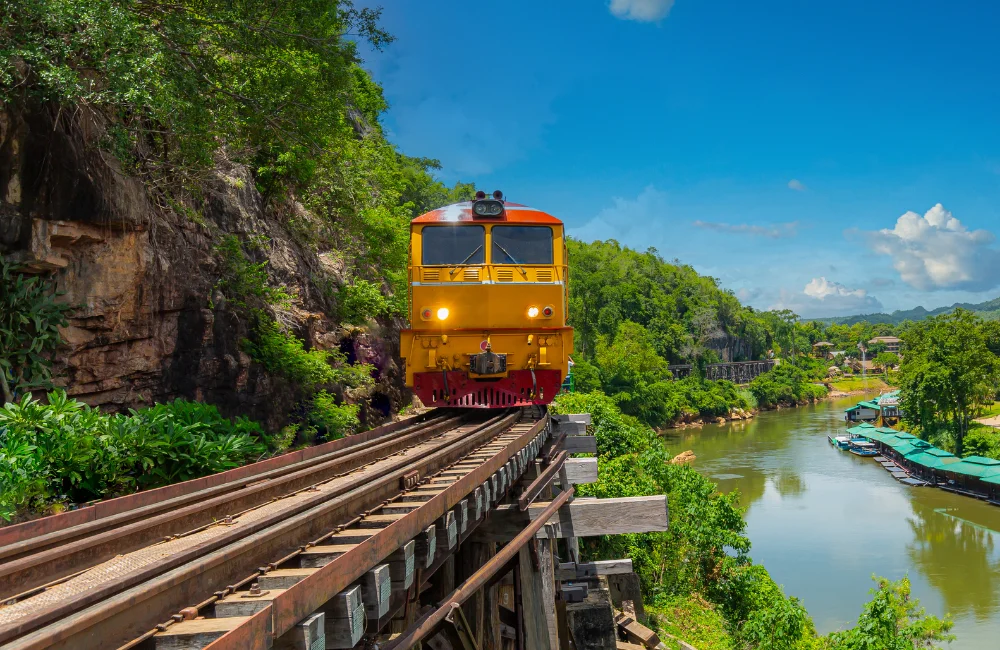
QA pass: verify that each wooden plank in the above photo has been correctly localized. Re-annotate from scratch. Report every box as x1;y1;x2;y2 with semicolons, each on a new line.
481;497;668;540
214;588;287;617
274;612;324;650
557;559;633;581
154;617;250;650
551;413;591;425
258;568;317;590
563;436;597;454
555;458;598;486
552;421;587;435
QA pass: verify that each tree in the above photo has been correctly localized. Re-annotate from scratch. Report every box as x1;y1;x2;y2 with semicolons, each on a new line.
594;322;674;426
898;310;1000;455
873;352;900;372
0;261;71;404
822;576;953;650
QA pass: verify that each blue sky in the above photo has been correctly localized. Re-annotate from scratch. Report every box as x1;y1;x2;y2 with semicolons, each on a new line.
360;0;1000;317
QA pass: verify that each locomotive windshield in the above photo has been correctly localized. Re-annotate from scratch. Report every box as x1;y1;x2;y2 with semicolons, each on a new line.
422;225;485;265
491;226;553;265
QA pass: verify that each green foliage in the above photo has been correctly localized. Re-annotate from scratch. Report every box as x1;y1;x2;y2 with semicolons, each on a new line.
2;0;392;184
648;596;734;650
0;259;72;403
214;236;292;312
898;309;1000;455
551;392;813;648
0;391;266;520
749;362;827;408
821;576;953;650
569;358;602;394
566;240;760;363
959;424;1000;459
338;279;392;325
308;390;359;440
873;352;900;370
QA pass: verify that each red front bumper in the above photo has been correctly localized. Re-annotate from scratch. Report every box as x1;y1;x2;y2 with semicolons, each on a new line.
413;369;562;408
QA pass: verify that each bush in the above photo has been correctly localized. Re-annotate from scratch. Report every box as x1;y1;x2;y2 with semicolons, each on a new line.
338;279;392;324
551;391;812;649
243;320;337;389
0;392;267;520
0;259;72;403
749;362;827;408
308;390;359;440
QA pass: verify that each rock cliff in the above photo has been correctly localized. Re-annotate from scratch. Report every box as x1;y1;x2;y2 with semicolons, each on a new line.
0;103;403;430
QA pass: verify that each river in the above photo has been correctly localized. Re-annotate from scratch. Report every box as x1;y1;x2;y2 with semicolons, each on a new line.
662;394;1000;648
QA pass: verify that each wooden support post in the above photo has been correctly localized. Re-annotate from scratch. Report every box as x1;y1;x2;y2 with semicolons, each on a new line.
539;530;559;649
461;538;494;648
518;543;551;650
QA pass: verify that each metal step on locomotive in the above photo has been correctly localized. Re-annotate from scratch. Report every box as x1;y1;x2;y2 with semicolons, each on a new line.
400;191;574;408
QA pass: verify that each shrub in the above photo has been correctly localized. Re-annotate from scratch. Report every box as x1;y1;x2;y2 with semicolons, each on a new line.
338;279;392;324
0;392;267;520
243;321;337;389
749;362;827;408
0;259;72;403
308;390;359;440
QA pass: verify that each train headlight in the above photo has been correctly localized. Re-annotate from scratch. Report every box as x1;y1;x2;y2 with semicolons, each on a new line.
472;199;505;218
436;307;450;321
527;306;539;318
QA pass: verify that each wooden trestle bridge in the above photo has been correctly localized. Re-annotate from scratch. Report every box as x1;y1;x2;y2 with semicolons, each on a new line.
667;359;778;383
0;407;669;650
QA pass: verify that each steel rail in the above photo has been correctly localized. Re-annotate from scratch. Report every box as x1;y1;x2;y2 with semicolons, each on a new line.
386;485;575;649
197;410;549;650
0;412;467;599
518;449;567;511
2;410;528;650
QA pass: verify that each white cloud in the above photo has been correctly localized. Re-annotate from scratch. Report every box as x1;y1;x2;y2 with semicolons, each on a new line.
770;277;883;317
692;220;798;239
865;204;1000;291
570;186;669;245
788;179;807;191
609;0;675;22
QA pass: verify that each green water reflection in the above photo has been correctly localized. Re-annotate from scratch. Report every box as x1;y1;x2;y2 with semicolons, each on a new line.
662;397;1000;648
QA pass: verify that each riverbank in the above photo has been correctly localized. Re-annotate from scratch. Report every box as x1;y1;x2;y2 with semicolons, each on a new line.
663;395;996;648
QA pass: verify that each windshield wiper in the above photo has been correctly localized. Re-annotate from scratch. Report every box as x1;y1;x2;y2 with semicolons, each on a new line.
449;244;483;276
494;243;527;275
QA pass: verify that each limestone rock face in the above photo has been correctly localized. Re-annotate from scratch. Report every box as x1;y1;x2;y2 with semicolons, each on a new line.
0;104;404;430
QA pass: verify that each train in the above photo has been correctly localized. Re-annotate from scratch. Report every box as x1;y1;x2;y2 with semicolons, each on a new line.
399;191;574;408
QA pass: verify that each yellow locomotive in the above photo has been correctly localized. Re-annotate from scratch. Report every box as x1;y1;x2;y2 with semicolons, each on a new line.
400;191;573;408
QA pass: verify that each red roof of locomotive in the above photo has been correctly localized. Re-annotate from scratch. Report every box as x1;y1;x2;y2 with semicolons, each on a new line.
411;201;563;225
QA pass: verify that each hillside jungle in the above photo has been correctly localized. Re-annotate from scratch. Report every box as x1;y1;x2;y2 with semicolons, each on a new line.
0;2;985;648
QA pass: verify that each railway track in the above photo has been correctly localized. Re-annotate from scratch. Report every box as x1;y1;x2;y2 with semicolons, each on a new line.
0;406;552;650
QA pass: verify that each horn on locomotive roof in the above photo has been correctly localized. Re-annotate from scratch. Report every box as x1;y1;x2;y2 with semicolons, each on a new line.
475;190;487;200
492;190;504;201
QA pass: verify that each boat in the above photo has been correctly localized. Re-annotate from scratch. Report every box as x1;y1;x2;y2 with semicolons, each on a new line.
828;434;851;449
848;440;879;457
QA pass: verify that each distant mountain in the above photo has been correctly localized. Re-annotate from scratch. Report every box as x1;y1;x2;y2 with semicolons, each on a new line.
811;296;1000;325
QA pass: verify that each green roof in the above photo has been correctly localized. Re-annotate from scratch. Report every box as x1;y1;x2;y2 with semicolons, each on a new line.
905;448;961;470
943;456;1000;478
858;400;880;409
891;441;932;456
980;474;1000;486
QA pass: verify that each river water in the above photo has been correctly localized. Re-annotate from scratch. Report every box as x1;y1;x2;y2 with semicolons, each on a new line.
662;394;1000;648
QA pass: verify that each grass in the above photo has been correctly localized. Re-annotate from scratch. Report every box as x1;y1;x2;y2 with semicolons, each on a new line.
649;595;734;650
974;401;1000;419
828;376;894;393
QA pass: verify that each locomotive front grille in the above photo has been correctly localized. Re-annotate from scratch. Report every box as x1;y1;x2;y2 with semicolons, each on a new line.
469;350;507;376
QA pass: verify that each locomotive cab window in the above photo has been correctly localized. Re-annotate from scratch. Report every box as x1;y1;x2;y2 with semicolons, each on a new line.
491;226;553;265
421;225;485;266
